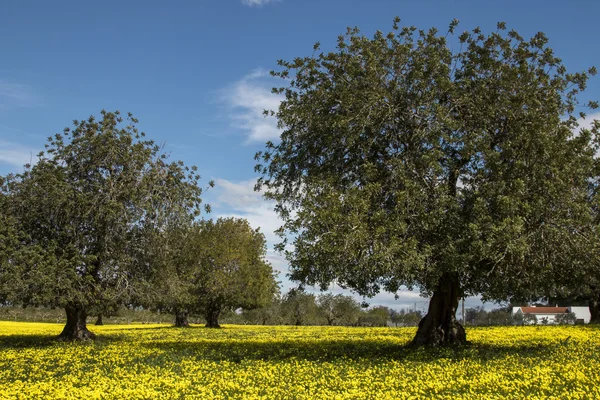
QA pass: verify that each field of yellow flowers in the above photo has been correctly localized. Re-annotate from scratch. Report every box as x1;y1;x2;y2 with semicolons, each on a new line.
0;321;598;399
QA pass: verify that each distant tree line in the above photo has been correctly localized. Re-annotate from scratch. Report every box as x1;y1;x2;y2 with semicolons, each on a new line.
240;291;423;327
0;290;426;328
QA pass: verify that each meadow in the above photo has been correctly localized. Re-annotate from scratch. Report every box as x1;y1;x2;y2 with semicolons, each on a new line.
0;322;598;399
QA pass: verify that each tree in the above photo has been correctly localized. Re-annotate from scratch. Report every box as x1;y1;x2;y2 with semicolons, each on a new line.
142;224;201;327
281;289;320;325
317;293;361;326
256;19;598;345
403;310;423;327
358;306;390;327
555;312;577;325
523;314;538;325
389;309;405;327
242;297;284;325
512;312;524;326
0;111;207;340
194;218;278;328
465;307;485;325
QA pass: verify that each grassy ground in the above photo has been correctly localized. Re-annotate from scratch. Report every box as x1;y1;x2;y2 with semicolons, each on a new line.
0;321;598;399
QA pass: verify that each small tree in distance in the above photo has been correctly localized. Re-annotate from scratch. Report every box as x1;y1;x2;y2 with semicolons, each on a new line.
317;293;361;326
281;289;320;325
555;312;577;325
194;218;279;328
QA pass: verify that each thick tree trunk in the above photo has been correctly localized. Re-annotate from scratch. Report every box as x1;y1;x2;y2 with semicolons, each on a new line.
411;273;466;346
174;310;190;327
205;306;221;328
589;293;600;324
95;314;104;326
58;306;96;341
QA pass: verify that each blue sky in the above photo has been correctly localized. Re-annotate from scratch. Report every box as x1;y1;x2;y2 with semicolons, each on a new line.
2;0;599;312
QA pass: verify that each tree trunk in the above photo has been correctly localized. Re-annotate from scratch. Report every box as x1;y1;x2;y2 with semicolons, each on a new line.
589;292;600;324
205;306;221;328
58;306;96;341
411;273;467;346
174;310;190;327
95;314;104;326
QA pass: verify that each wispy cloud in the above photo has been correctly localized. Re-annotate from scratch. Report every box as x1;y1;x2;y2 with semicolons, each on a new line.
221;69;283;144
212;177;281;244
0;81;40;109
241;0;280;7
0;140;37;168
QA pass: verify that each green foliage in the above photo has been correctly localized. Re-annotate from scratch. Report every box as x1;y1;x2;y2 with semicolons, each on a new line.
555;312;577;325
357;306;390;327
317;293;361;326
465;307;512;326
0;111;207;321
242;298;285;325
256;19;599;307
281;289;320;325
390;308;423;326
193;218;279;326
140;223;201;325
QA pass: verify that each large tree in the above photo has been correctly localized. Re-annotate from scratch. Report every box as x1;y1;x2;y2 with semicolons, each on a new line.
194;217;278;328
0;111;207;340
256;20;598;345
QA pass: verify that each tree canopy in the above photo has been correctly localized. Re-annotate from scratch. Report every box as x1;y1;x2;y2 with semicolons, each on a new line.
0;110;209;339
194;217;279;328
256;19;599;345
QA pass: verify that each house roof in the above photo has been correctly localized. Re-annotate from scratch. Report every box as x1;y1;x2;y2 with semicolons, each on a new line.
520;307;568;314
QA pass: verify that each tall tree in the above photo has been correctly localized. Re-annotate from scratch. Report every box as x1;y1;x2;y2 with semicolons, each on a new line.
194;218;278;328
256;20;598;345
0;110;207;340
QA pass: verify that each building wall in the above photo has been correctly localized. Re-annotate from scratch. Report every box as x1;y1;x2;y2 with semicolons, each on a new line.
568;307;591;324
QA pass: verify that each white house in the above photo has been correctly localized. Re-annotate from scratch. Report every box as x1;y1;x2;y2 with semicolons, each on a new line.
511;306;591;324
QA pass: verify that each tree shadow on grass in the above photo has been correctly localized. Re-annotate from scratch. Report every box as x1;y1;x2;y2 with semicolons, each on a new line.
0;324;204;349
144;338;557;364
0;333;129;348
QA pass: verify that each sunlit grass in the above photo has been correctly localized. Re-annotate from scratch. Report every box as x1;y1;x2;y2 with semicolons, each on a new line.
0;321;598;399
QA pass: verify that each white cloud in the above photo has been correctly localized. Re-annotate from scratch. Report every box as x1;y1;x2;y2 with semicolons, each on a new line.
221;69;283;144
211;177;282;246
0;81;40;109
0;140;37;168
241;0;280;7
